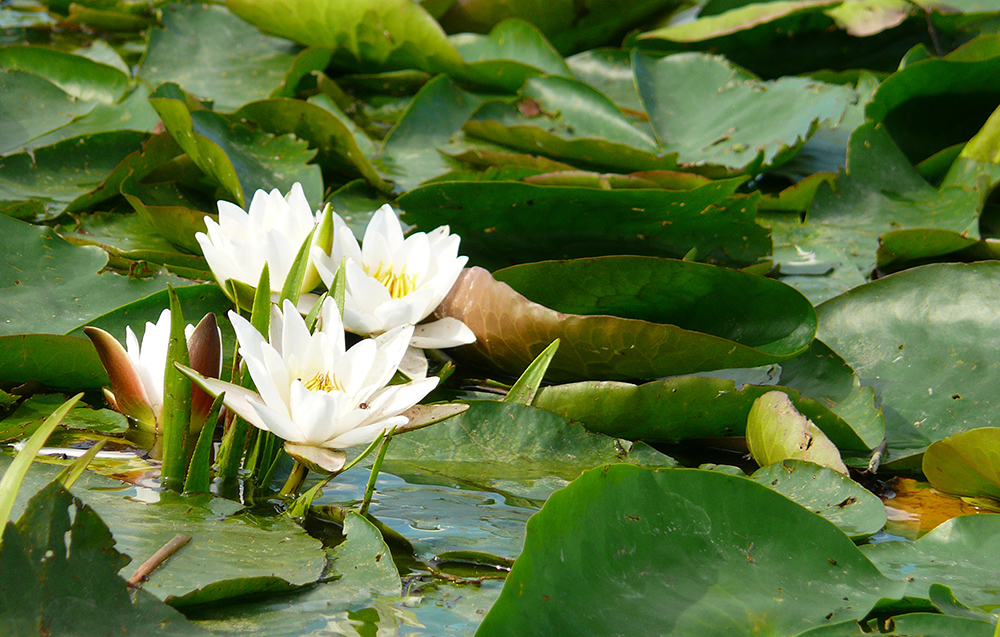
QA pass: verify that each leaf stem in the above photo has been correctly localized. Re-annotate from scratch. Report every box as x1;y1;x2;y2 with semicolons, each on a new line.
279;460;309;497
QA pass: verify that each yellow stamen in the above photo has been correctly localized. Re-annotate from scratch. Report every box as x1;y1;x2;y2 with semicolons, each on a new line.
303;372;341;392
366;262;418;299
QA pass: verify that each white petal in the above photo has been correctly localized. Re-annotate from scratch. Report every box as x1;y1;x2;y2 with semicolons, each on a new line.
410;318;477;349
397;346;428;380
327;417;408;449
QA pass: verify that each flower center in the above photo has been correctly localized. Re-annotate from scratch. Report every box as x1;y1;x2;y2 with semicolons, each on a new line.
302;371;341;392
366;262;418;300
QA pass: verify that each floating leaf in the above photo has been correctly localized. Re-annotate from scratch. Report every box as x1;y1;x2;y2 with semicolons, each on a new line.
866;35;1000;164
863;513;1000;612
139;3;303;112
0;482;206;635
451;19;572;92
0;131;148;220
464;74;668;173
225;0;465;75
385;399;676;501
818;262;1000;468
922;428;1000;501
633;51;857;173
747;391;849;474
436;259;815;381
399;180;768;269
477;465;905;636
438;0;684;55
750;459;885;538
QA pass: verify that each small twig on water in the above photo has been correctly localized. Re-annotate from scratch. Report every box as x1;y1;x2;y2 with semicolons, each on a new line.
128;533;192;587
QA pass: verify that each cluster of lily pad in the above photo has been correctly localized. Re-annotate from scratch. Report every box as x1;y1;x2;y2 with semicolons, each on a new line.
7;0;1000;633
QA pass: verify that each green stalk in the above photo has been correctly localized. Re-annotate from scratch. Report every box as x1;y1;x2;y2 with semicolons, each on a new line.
360;428;395;516
279;460;309;498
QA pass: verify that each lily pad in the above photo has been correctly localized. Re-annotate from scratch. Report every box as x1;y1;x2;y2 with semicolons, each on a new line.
0;69;100;154
139;3;303;112
0;456;328;607
376;74;482;191
0;214;191;337
451;19;572;92
0;131;148;220
818;262;1000;468
747;391;849;475
922;427;1000;500
464;73;668;174
0;481;206;635
385;399;676;501
633;51;857;173
533;375;877;456
862;513;1000;611
750;459;886;538
148;83;322;208
477;465;905;636
225;0;465;76
398;180;768;269
866;35;1000;164
796;613;998;636
435;258;815;381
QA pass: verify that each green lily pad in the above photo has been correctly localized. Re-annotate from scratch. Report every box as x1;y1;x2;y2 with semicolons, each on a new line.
451;19;572;92
0;131;148;220
0;481;206;635
1;456;328;607
464;74;668;174
862;513;1000;611
377;74;482;191
477;465;905;636
0;43;129;104
0;69;100;154
0;214;192;337
233;97;390;191
20;85;160;152
771;121;982;298
633;51;857;174
533;376;877;457
438;0;683;56
866;35;1000;164
797;613;998;636
747;391;849;475
876;229;1000;274
922;428;1000;500
0;334;109;389
148;83;322;208
818;262;1000;468
385;399;676;501
225;0;465;75
628;0;937;78
566;48;647;116
750;459;886;538
0;394;126;442
398;180;768;269
436;258;815;381
139;3;302;113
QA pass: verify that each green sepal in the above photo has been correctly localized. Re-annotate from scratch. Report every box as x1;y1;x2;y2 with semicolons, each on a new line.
279;225;318;308
505;339;559;406
184;392;226;494
160;286;192;492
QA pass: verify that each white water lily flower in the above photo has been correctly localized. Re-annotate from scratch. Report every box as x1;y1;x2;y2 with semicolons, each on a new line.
84;310;222;438
185;298;439;473
196;183;326;306
312;204;475;378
